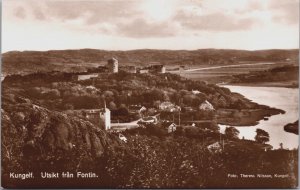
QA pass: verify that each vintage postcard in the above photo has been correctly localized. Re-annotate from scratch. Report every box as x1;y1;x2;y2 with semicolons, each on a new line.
1;0;299;188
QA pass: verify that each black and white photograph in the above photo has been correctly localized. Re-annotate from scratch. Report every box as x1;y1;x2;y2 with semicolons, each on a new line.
1;0;299;188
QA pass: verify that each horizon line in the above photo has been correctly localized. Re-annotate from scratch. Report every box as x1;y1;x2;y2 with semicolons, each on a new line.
2;47;299;54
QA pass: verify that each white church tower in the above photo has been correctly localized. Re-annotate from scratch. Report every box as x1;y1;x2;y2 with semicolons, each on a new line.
99;102;111;130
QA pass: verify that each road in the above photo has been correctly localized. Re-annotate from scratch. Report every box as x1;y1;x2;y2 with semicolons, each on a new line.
111;113;161;131
185;62;276;72
169;62;276;73
111;119;140;130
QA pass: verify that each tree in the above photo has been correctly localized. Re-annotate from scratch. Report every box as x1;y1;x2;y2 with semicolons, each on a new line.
174;126;183;136
255;128;270;144
45;89;61;99
279;143;283;149
225;127;240;139
103;90;114;97
108;101;117;110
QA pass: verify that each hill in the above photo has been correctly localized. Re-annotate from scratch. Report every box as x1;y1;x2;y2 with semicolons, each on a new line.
1;71;297;188
2;71;283;126
2;49;298;75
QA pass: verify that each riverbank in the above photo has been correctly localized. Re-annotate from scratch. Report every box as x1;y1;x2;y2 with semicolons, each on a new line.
224;81;298;88
179;62;298;88
229;65;298;88
217;108;284;126
219;85;299;149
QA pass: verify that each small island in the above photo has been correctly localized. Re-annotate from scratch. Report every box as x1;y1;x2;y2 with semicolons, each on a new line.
284;121;299;135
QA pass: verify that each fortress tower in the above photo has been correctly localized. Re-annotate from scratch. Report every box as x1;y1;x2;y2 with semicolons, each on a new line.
107;57;118;73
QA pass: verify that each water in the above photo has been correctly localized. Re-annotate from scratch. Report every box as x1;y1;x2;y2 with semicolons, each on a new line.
219;85;299;149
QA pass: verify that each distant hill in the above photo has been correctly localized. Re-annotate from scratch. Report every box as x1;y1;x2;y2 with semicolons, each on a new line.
2;48;298;75
230;65;299;88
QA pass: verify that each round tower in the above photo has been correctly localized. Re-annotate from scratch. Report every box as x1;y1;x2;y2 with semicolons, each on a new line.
107;58;118;73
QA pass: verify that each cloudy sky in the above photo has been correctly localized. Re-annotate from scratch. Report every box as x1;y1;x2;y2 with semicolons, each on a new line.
2;0;299;52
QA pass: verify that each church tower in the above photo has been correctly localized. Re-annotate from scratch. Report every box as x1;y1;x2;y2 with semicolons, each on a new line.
99;102;111;130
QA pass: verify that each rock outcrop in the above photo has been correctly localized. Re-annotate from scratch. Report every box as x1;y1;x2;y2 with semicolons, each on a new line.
2;99;121;173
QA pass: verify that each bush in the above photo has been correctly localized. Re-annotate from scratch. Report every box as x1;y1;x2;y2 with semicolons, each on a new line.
44;89;61;99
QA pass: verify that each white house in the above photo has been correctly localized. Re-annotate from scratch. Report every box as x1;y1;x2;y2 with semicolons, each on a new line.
139;69;149;74
159;102;181;112
77;74;98;81
199;100;215;111
192;90;202;95
207;142;222;153
129;105;147;114
167;123;176;133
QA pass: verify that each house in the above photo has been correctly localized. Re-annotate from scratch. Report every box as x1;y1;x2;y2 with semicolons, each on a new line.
207;142;222;153
159;102;181;112
159;101;173;110
76;73;98;81
86;85;97;90
148;64;166;73
138;69;149;74
129;105;146;114
192;90;202;95
199;100;215;111
85;85;99;94
162;122;177;133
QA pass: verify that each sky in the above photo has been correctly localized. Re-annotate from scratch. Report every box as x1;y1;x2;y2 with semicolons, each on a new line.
2;0;299;52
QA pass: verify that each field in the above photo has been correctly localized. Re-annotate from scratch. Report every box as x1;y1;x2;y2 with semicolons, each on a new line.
172;61;298;86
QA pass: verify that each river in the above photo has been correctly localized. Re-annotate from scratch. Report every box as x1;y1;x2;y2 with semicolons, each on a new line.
219;85;299;149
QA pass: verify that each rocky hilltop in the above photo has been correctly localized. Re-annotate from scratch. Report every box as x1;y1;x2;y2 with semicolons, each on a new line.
2;97;297;188
2;95;122;188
